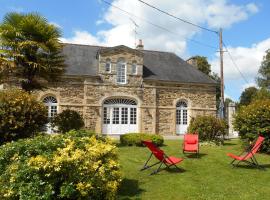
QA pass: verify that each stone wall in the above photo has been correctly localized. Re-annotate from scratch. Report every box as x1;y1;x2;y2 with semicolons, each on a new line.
36;78;216;135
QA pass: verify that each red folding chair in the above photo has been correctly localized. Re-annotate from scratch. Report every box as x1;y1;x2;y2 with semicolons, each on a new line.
141;140;184;175
227;135;265;170
183;134;199;157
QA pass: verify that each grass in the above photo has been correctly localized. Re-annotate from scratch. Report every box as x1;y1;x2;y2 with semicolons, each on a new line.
116;139;270;200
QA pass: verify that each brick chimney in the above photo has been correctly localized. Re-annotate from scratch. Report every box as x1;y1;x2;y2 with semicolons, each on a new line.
136;39;144;50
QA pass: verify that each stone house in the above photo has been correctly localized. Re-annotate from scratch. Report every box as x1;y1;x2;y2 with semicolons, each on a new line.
38;42;217;135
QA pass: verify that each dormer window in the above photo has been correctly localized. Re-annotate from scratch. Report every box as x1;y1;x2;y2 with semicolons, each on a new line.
131;61;137;75
105;58;111;72
116;58;126;84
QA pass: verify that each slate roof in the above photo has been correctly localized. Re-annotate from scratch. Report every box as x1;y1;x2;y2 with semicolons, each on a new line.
62;43;216;84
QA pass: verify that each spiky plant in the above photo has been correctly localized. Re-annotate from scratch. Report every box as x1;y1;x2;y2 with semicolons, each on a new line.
0;12;65;91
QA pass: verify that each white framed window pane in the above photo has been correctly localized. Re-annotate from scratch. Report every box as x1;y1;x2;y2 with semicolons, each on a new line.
182;110;187;125
176;110;181;124
103;107;110;124
117;63;126;83
131;63;137;74
113;108;120;124
50;106;57;118
105;62;111;72
130;108;137;124
121;108;128;124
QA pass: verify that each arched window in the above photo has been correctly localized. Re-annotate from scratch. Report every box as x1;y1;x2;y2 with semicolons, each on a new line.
176;100;188;134
105;58;111;72
131;61;137;75
43;96;58;118
102;98;138;134
116;58;126;84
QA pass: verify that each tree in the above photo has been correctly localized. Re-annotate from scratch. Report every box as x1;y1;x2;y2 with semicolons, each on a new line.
239;86;258;106
252;87;270;101
0;12;65;92
257;49;270;88
193;56;211;75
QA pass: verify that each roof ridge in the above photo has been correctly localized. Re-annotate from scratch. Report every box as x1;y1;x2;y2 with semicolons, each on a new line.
62;42;175;54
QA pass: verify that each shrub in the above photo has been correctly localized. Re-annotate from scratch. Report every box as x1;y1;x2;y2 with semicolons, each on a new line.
187;115;228;144
120;133;164;146
53;109;84;133
0;130;121;199
234;100;270;153
0;89;47;143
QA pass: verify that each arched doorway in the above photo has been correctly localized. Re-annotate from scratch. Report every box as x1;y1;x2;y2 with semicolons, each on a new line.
176;100;188;134
102;98;138;134
43;96;58;133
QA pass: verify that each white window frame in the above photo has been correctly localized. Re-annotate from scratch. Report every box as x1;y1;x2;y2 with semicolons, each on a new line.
116;59;127;84
131;61;137;75
105;58;111;73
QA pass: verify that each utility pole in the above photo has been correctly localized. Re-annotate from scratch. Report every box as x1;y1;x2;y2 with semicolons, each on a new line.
219;28;224;118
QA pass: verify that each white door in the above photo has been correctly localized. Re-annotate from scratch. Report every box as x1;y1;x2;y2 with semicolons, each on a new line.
176;101;188;134
43;96;58;134
102;99;138;134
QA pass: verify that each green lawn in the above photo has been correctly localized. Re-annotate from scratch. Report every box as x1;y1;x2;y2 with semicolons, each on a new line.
116;139;270;200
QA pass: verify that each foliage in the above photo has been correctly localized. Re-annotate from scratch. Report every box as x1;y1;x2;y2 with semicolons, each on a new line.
0;89;47;143
252;87;270;101
53;109;85;133
0;130;121;199
257;49;270;88
192;56;211;75
239;86;258;106
233;99;270;153
187;115;228;144
0;12;65;92
120;133;164;147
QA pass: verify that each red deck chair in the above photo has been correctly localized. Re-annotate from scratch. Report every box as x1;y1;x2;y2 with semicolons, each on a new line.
141;140;184;175
227;135;265;169
183;134;199;157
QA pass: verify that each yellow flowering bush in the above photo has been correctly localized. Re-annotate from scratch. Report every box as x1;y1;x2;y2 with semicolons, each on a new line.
234;99;270;152
0;130;121;199
0;89;47;143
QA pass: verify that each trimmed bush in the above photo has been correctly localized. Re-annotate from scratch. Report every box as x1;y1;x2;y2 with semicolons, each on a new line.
0;89;47;143
187;115;228;144
120;133;164;146
53;109;84;133
0;130;121;199
234;100;270;153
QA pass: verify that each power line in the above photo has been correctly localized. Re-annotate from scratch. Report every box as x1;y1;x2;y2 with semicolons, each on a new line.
223;42;249;84
137;0;219;34
100;0;218;50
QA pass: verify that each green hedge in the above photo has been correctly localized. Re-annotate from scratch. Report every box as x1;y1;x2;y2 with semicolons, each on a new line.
0;89;47;143
188;115;228;144
120;133;164;146
0;130;121;199
234;100;270;153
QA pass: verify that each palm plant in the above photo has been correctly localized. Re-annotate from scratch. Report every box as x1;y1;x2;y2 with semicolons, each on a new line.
0;12;65;91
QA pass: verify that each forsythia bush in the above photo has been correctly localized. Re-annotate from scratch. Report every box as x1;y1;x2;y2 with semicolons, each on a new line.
120;133;164;146
0;89;47;143
234;100;270;153
188;115;228;144
0;130;121;199
53;109;85;133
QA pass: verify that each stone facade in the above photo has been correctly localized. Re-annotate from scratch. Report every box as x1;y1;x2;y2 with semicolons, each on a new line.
35;45;216;135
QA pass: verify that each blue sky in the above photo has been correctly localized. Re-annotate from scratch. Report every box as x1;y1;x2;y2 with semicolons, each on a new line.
1;0;270;101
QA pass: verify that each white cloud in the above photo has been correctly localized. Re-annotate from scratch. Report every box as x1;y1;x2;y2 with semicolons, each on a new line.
211;37;270;81
241;82;258;92
60;31;101;45
61;0;258;57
